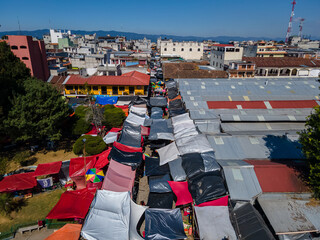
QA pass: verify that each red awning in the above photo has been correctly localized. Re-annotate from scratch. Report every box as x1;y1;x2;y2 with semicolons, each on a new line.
34;161;62;177
46;188;96;219
0;172;37;192
69;156;97;189
113;141;143;153
94;149;111;169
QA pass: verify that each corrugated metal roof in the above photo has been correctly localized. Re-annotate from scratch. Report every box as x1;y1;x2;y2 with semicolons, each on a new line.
220;114;308;122
258;193;320;234
246;160;309;193
195;120;220;134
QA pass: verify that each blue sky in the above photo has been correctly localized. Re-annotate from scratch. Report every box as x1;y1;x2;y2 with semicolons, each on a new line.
1;0;319;38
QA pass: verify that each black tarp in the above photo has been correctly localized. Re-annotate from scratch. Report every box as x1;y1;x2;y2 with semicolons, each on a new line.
149;140;170;150
188;172;226;205
145;156;170;176
232;203;275;240
169;99;184;110
149;119;174;141
58;160;71;185
165;80;177;89
147;192;174;209
108;146;143;170
168;89;179;100
118;121;141;148
169;108;187;117
149;174;172;193
168;157;186;181
145;208;187;240
129;96;149;107
181;151;221;179
151;107;163;119
149;97;167;108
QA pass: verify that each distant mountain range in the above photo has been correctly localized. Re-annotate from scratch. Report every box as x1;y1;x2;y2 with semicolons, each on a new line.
0;29;306;43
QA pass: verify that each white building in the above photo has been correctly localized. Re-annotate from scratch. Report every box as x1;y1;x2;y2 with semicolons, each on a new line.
49;29;71;44
210;44;243;70
160;40;204;60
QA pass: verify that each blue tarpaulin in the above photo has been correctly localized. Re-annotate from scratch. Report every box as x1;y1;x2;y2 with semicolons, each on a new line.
95;96;118;105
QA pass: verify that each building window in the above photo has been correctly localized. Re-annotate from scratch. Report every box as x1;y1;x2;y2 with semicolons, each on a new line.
220;64;222;68
11;45;18;50
22;57;29;60
216;62;218;67
20;45;27;49
181;48;184;51
189;48;192;51
198;48;200;51
92;86;98;91
136;86;142;90
164;48;167;51
119;86;125;91
66;86;73;90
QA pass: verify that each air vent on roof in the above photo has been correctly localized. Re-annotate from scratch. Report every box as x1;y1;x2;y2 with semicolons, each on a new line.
214;82;219;85
199;109;205;115
190;96;194;101
214;136;224;145
201;85;206;89
257;115;265;121
249;137;259;144
233;115;240;121
184;81;189;85
193;102;198;106
187;91;191;95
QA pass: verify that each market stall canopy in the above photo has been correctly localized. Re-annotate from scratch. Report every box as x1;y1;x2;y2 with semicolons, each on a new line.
45;224;82;240
157;142;179;166
0;172;37;192
149;97;167;108
168;181;193;206
118;121;142;147
149;174;172;193
94;149;110;169
149;119;174;141
81;190;130;240
176;134;213;155
145;156;170;177
147;192;173;209
130;200;148;240
34;161;62;177
69;156;97;189
46;188;96;219
168;157;186;181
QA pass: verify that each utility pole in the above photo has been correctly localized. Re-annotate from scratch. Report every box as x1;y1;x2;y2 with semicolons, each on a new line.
285;0;297;44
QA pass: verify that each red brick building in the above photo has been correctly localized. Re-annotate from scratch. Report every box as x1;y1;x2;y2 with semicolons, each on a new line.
4;35;50;81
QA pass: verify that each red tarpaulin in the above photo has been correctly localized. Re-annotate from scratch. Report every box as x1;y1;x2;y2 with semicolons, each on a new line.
168;181;193;206
94;149;111;169
45;224;82;240
0;172;37;192
195;195;228;207
69;156;97;189
113;141;143;153
85;125;106;136
34;161;62;177
46;188;96;219
109;128;122;132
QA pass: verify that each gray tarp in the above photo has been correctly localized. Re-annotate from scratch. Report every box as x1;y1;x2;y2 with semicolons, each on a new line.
59;160;71;185
130;200;148;240
171;113;191;125
195;206;237;240
157;142;180;166
168;157;186;181
103;131;118;144
175;134;213;155
118;121;142;148
126;113;146;126
151;107;163;119
81;190;130;240
130;106;147;116
149;119;174;141
149;97;167;108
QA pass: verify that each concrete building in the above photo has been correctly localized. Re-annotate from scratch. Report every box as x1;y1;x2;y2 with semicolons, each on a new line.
228;61;256;78
58;38;74;49
4;35;50;81
49;29;71;44
256;41;287;57
210;44;243;70
160;40;204;60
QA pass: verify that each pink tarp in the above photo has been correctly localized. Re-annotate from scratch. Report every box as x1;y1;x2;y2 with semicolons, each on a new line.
34;161;62;177
168;181;193;206
195;196;228;207
141;126;150;136
102;160;136;192
69;156;97;189
46;188;96;219
0;172;37;192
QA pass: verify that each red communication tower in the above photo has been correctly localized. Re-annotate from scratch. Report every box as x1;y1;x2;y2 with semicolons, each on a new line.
298;18;305;38
285;0;297;43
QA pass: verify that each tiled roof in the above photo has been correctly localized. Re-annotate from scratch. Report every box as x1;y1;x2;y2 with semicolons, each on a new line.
243;57;320;68
64;71;150;86
163;63;228;79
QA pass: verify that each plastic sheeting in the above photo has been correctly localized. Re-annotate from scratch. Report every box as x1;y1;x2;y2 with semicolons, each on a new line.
149;174;172;193
171;113;191;125
103;131;118;144
151;107;163;119
130;200;148;240
147;192;173;209
108;144;143;170
59;161;71;185
195;195;228;207
130;106;147;116
69;156;96;189
149;119;174;141
181;151;221;179
46;188;96;219
149;97;167;108
145;208;187;240
195;205;237;240
94;149;111;169
169;99;184;110
34;161;62;177
168;181;193;206
145;156;170;176
0;172;37;192
126;113;146;126
168;157;186;181
118;121;142;148
157;142;180;166
169;108;187;117
232;202;275;240
45;224;82;240
102;160;136;192
188;173;226;205
95;96;118;105
175;134;213;155
81;190;130;240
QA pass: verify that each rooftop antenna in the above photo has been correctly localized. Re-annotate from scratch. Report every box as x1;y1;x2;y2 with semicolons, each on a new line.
298;18;305;38
285;0;296;44
17;16;21;35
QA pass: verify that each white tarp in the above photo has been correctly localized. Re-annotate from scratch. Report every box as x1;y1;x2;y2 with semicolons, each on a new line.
171;113;191;125
130;200;148;240
157;142;180;166
126;113;146;126
176;134;213;155
173;119;196;134
81;190;130;240
103;131;118;144
195;206;237;240
130;106;147;116
174;127;199;140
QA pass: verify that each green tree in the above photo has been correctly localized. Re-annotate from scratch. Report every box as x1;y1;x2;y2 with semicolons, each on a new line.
4;78;70;143
299;106;320;198
0;193;26;218
73;135;106;156
103;106;126;130
72;118;91;136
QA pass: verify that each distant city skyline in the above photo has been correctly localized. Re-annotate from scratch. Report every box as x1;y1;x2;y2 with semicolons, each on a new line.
1;0;320;38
